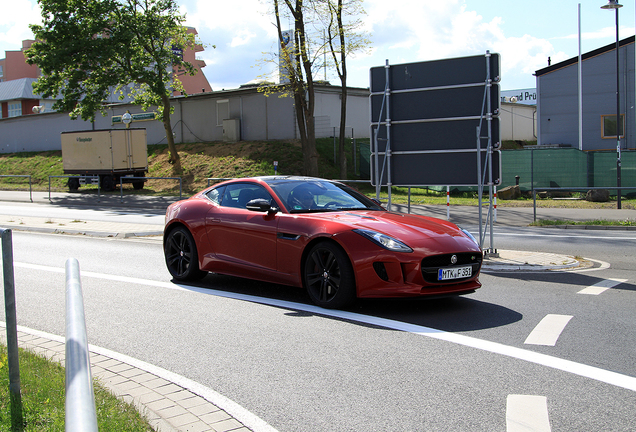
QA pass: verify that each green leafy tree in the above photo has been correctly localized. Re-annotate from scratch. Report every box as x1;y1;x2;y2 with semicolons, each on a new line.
27;0;201;171
319;0;369;178
271;0;321;177
265;0;369;178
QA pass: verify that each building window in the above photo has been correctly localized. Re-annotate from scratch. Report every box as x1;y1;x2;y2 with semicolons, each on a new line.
8;102;22;118
601;114;624;139
216;99;229;126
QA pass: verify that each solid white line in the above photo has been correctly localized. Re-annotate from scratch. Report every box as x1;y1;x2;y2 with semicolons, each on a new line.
0;321;280;432
578;278;627;295
13;262;636;393
506;395;551;432
524;315;573;346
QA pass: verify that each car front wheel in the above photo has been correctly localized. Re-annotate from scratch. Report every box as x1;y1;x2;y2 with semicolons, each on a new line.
164;227;207;281
304;242;356;309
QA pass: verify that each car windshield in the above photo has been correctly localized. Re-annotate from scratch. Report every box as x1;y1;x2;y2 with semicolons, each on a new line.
267;179;384;213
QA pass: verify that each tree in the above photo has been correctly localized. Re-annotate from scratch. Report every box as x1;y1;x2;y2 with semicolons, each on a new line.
270;0;321;177
27;0;200;171
320;0;369;179
267;0;369;178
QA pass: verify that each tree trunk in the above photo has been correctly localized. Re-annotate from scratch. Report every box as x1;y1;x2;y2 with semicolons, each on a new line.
161;94;181;172
338;85;348;179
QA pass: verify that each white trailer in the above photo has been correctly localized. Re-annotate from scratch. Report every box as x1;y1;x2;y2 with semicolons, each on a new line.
61;129;148;191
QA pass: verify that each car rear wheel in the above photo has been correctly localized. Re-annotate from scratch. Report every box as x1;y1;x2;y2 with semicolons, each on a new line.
164;227;207;281
304;242;356;309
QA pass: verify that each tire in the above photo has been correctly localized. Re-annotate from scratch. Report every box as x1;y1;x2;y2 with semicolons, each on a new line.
100;175;115;192
67;177;80;191
164;226;207;281
133;180;144;190
303;241;356;309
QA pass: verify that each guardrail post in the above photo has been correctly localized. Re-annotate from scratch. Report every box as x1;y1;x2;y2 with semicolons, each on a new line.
65;258;98;432
1;228;24;430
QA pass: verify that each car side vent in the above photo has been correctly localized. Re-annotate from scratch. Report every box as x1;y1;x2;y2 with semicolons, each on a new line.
373;262;389;281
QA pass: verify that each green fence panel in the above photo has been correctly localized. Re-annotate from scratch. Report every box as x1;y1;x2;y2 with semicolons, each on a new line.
359;146;634;195
501;148;634;194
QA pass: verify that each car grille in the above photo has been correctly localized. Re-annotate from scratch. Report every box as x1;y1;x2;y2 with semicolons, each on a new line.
421;252;483;284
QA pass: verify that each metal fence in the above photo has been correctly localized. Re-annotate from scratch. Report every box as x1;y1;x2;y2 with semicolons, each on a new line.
0;175;33;202
119;176;183;201
49;175;102;202
47;175;183;202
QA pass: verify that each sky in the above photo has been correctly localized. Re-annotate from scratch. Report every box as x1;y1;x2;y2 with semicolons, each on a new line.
1;0;635;91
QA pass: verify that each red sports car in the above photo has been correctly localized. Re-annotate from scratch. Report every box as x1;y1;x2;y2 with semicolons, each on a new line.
164;176;482;308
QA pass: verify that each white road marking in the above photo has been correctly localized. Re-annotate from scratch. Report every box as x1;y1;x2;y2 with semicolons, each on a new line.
578;278;627;295
506;395;551;432
13;262;636;393
0;322;279;432
524;315;573;346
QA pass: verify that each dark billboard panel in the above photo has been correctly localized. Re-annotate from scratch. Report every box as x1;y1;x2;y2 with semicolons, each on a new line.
370;54;501;187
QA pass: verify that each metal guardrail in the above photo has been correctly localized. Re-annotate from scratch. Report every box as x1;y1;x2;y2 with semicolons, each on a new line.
65;258;98;432
1;228;24;429
119;176;182;201
49;175;101;202
0;175;33;202
531;186;636;221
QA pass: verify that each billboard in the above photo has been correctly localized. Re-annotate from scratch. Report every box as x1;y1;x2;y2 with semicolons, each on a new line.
370;54;502;187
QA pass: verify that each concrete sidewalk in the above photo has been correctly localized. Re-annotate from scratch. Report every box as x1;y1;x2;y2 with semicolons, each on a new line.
0;323;272;432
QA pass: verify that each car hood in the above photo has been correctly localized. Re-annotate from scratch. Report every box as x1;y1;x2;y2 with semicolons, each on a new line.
312;210;479;253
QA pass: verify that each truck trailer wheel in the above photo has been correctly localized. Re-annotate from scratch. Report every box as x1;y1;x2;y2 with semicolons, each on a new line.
67;177;80;191
100;175;115;192
133;179;145;190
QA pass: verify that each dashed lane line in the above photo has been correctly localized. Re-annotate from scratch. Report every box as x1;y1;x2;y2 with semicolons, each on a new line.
578;278;628;295
506;395;551;432
524;315;573;346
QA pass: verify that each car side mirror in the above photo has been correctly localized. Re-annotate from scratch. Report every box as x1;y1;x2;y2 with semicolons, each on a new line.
246;198;278;214
371;198;386;210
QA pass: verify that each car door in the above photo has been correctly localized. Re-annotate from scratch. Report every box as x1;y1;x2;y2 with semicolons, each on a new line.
205;182;278;271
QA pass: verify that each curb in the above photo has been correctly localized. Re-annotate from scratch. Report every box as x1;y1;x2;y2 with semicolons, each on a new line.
538;225;636;230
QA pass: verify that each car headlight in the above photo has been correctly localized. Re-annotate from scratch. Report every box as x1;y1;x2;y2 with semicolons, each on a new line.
353;229;413;253
460;227;480;247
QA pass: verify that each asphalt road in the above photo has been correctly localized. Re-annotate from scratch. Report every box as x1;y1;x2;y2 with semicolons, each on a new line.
3;224;635;432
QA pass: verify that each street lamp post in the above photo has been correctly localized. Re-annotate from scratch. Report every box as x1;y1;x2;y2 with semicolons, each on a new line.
601;0;622;209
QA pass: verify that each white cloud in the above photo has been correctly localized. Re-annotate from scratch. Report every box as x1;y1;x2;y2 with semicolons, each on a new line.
0;0;41;49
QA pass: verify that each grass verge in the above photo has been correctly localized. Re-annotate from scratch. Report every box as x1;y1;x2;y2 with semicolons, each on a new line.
530;219;636;227
0;344;153;431
0;138;634;212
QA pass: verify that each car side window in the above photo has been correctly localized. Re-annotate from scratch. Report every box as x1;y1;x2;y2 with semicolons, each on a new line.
205;186;225;204
220;184;273;209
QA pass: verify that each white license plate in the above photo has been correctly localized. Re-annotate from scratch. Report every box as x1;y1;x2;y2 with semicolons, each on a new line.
438;266;472;281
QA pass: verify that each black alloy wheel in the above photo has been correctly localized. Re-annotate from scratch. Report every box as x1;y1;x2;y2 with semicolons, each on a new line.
164;227;207;281
304;242;356;309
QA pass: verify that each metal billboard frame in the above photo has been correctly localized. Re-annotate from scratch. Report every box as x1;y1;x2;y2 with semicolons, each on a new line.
369;52;501;253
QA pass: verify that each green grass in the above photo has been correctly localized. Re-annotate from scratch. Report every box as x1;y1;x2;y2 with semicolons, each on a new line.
0;137;634;211
530;219;636;227
0;344;153;431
